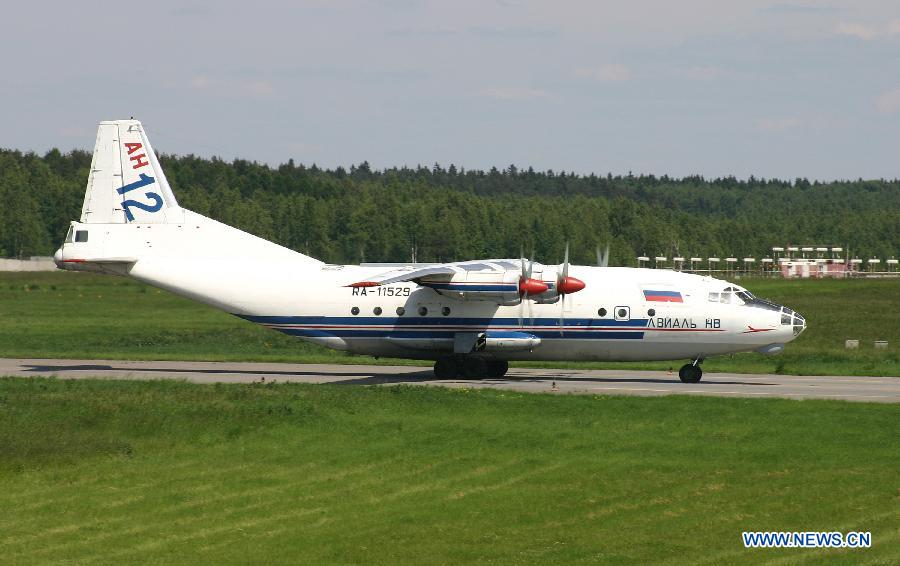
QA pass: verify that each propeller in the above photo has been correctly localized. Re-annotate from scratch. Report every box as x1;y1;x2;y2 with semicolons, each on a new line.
596;243;610;268
557;242;586;335
518;247;548;328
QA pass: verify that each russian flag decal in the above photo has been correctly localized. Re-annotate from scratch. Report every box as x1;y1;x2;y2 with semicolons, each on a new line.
643;289;683;302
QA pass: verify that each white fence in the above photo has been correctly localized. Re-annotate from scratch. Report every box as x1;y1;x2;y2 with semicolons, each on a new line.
0;257;57;271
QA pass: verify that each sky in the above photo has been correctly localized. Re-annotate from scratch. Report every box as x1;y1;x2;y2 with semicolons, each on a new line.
1;0;899;180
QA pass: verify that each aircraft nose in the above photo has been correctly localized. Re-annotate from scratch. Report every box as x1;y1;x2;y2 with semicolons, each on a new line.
775;305;806;340
53;248;63;268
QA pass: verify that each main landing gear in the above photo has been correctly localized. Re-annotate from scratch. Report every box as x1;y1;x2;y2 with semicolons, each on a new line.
433;356;509;379
678;357;704;383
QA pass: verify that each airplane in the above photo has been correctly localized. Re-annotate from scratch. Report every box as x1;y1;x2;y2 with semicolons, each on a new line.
54;120;806;383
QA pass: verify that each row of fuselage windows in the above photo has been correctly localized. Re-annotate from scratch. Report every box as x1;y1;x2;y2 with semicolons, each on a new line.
349;306;658;318
350;306;453;317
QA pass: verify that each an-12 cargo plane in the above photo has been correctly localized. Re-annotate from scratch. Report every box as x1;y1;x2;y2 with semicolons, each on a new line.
55;120;806;383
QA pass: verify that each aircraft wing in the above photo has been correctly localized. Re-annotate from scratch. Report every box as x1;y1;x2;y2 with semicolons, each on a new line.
346;264;458;287
345;259;526;288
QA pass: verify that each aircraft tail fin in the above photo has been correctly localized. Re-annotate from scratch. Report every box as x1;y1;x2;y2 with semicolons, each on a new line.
80;120;183;224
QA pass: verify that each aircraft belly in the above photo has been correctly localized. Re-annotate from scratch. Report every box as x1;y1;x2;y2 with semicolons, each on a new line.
337;336;753;362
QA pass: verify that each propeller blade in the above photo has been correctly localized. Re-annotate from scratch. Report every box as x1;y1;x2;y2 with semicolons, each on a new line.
596;243;610;268
556;241;584;296
559;294;565;336
520;246;526;277
518;296;524;328
528;246;535;279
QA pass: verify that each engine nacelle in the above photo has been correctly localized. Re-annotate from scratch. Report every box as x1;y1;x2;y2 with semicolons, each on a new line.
420;269;522;305
474;331;541;352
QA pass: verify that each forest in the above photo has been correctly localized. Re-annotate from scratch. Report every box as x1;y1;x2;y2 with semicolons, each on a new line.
1;148;898;266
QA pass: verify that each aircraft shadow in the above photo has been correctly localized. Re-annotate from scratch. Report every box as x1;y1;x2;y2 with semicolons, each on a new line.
22;364;773;387
21;363;431;379
330;374;774;387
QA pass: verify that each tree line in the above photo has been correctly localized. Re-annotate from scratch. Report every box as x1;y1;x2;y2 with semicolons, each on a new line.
1;148;898;266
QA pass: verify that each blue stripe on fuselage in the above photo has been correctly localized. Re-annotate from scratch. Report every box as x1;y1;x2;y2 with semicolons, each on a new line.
275;328;645;340
237;315;648;328
235;314;648;340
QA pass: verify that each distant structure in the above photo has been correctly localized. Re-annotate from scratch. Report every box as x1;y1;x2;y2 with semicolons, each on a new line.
0;256;56;272
776;245;849;279
636;244;899;278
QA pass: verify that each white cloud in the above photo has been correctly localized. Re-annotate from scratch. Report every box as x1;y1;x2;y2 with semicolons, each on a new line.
574;63;630;82
675;65;730;80
478;87;550;100
876;88;900;114
764;3;839;15
834;22;879;40
755;117;801;132
188;75;273;98
244;81;274;97
189;75;211;89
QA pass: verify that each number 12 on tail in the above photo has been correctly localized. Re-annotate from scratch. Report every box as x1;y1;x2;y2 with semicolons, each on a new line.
117;173;163;221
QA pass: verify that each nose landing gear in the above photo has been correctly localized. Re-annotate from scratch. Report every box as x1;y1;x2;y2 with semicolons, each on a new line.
678;357;704;383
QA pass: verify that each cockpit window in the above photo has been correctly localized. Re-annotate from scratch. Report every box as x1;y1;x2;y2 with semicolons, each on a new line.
74;230;89;243
708;292;719;302
736;291;754;302
720;291;732;304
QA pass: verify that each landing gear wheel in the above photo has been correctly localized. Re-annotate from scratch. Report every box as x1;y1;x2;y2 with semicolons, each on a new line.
434;357;460;379
678;363;702;384
462;357;489;379
486;360;509;378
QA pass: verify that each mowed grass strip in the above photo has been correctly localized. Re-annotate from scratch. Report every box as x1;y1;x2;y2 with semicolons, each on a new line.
0;272;898;375
1;378;898;564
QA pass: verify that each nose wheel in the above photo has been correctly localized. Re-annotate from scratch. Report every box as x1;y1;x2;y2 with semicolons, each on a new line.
678;362;703;383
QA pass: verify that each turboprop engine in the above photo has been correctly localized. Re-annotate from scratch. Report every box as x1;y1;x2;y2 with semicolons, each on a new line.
418;261;585;307
418;268;543;306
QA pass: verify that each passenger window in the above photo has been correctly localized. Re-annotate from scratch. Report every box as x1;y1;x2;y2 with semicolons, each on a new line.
373;307;382;315
615;306;630;321
598;308;607;317
396;307;405;316
441;306;451;316
74;230;89;243
418;306;428;316
351;307;360;315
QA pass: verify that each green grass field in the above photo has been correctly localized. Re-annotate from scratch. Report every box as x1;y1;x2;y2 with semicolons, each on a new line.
0;272;897;376
1;378;897;564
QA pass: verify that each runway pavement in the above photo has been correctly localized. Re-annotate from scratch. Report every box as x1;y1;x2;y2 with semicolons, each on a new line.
2;358;898;402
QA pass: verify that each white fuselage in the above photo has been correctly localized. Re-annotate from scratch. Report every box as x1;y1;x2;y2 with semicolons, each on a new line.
56;210;803;362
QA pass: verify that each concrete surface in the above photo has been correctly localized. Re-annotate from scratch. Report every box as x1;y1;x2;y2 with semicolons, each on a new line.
2;358;898;403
